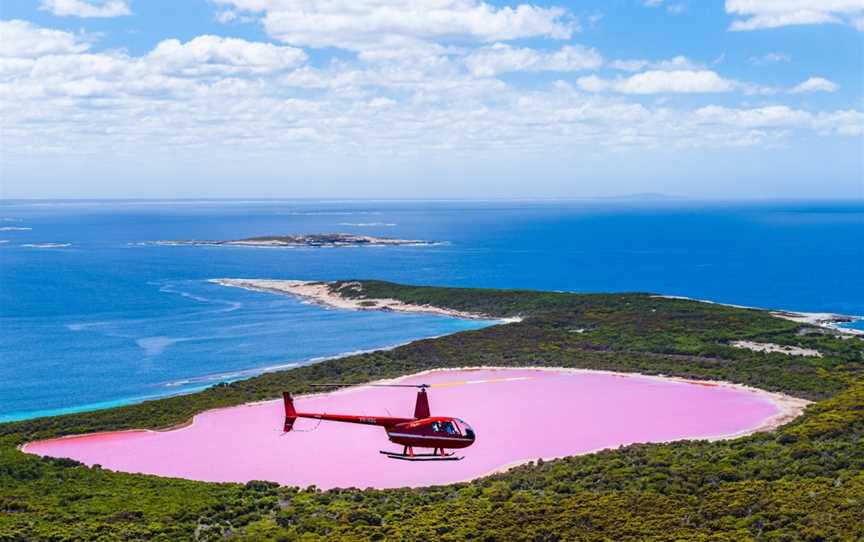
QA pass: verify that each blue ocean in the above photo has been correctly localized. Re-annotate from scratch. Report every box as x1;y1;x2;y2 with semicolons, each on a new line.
1;199;862;422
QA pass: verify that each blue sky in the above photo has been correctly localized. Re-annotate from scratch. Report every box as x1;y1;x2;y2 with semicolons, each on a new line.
1;0;862;198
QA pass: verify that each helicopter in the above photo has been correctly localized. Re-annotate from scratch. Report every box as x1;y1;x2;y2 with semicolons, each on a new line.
282;382;477;461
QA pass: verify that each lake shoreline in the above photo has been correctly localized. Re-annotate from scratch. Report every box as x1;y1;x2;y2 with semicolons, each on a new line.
22;366;808;488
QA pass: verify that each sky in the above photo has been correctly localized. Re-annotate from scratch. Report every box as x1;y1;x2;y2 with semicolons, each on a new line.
0;0;862;199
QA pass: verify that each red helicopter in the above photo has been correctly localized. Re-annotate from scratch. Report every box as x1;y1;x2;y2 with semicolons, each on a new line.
282;383;476;461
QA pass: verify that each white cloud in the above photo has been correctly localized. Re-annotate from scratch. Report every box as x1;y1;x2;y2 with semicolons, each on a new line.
30;52;132;80
790;77;840;93
1;21;859;168
643;0;687;14
654;56;703;71
622;70;735;93
609;59;650;72
213;0;575;51
726;0;864;31
214;9;256;24
216;10;238;23
572;75;608;93
813;110;864;136
749;52;790;64
609;55;702;72
577;70;737;94
0;58;38;78
368;97;397;109
695;105;810;127
0;28;305;101
19;51;199;99
147;36;307;76
0;19;91;57
40;0;131;18
464;43;601;77
357;42;451;63
694;104;862;136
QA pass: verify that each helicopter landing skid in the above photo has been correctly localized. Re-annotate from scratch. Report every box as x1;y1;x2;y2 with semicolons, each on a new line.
379;448;463;461
379;451;463;461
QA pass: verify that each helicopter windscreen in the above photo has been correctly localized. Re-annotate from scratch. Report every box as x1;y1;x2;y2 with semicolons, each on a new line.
454;418;475;439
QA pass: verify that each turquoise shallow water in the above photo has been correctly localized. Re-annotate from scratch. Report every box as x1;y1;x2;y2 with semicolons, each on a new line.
1;199;862;420
839;320;864;332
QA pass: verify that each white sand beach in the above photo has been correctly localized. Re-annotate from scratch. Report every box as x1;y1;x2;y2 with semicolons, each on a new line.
212;278;521;322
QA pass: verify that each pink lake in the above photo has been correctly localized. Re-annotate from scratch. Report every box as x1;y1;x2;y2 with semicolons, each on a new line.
24;368;781;489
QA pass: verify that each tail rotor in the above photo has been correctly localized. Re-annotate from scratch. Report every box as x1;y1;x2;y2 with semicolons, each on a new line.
282;392;298;432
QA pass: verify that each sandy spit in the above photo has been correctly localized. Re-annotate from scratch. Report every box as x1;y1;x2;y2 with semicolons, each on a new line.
212;278;522;323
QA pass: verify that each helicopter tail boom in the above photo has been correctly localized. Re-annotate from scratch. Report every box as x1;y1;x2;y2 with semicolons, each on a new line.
282;391;413;430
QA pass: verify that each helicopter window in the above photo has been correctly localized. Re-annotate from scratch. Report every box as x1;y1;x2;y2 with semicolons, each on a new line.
431;421;457;434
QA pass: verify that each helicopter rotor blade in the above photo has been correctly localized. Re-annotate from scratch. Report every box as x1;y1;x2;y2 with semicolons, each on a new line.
307;377;529;389
428;376;530;388
308;383;431;388
366;384;431;388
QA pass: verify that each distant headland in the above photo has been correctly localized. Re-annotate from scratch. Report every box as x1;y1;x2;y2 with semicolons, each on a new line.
155;233;438;248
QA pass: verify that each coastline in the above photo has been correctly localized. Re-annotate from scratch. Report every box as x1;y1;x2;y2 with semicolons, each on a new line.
2;337;472;424
654;294;863;336
215;279;861;336
212;278;522;323
769;311;863;335
8;282;833;425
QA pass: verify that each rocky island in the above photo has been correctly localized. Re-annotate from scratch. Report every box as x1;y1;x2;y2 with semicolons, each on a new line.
155;233;436;247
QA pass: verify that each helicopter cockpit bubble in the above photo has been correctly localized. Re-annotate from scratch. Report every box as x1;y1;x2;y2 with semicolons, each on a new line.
454;418;475;439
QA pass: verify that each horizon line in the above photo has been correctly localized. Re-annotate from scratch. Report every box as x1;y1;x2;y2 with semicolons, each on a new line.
2;195;863;203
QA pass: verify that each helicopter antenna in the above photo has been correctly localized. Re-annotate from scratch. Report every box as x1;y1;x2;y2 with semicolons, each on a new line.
285;417;322;434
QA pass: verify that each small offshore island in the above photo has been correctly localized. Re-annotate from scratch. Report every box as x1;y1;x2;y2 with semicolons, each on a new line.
156;233;437;248
2;280;863;541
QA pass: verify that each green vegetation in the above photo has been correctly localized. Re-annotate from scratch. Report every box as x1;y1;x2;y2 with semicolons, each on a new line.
1;281;862;541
